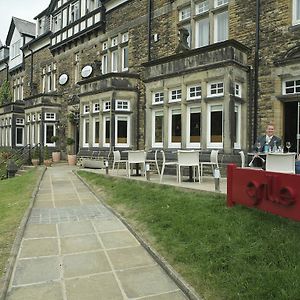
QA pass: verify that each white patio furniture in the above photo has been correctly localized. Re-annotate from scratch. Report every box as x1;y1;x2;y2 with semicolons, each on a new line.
200;150;219;181
112;150;127;173
160;150;178;183
265;152;296;174
145;149;160;175
127;150;147;177
177;150;200;184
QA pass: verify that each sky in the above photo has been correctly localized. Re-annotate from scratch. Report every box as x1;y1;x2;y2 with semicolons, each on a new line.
0;0;50;44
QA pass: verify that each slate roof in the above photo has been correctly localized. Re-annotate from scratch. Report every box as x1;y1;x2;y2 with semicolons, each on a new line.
6;17;35;45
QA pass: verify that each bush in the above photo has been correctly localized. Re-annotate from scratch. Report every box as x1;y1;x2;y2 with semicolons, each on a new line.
32;146;40;160
44;146;50;160
0;80;12;105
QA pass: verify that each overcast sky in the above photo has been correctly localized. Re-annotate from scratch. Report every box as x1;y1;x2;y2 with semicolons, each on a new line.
0;0;50;44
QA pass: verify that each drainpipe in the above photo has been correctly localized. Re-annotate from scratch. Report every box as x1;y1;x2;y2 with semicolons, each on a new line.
4;62;9;81
253;0;260;143
147;0;152;61
27;46;34;95
137;88;140;150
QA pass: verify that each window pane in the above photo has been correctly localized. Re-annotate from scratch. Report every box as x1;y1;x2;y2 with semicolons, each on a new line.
155;115;163;143
172;113;181;143
85;121;89;144
215;11;228;42
117;120;127;143
105;119;110;143
211;111;222;142
94;120;100;143
190;112;201;142
16;128;23;145
196;18;209;47
46;125;54;144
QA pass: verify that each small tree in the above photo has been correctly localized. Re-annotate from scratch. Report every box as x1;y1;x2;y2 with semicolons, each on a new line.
44;145;50;160
66;138;75;154
0;80;12;105
32;146;40;160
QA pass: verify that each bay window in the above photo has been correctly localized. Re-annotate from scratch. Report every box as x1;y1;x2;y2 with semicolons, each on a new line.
93;118;100;146
16;127;24;146
152;110;164;147
103;116;110;147
207;104;223;148
44;123;56;146
83;118;90;147
115;115;130;147
187;107;201;148
234;103;241;149
169;109;181;148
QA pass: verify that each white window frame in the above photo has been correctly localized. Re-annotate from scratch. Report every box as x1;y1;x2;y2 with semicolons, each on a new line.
115;115;130;147
31;124;35;146
116;100;130;111
168;108;182;148
152;91;164;104
179;7;191;21
102;41;108;50
111;36;118;47
169;88;182;103
187;85;201;100
186;106;201;148
83;104;90;114
152;110;164;148
195;18;210;48
27;115;31;122
214;0;228;8
44;112;56;121
283;79;300;95
121;46;129;71
103;116;111;147
83;118;90;147
16;118;24;125
93;118;100;147
195;0;209;15
93;103;100;112
234;103;241;149
207;82;224;97
234;82;242;98
102;54;108;74
44;123;56;147
15;127;24;146
111;50;118;72
122;32;129;43
293;0;300;25
103;101;111;111
207;103;223;149
214;11;228;43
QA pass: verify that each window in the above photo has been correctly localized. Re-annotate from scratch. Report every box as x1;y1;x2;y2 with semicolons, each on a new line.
93;118;100;146
13;77;24;101
234;82;242;98
195;18;209;48
115;115;130;147
53;13;62;32
122;46;128;71
102;54;108;74
102;41;108;50
215;0;228;7
103;101;111;111
83;119;89;147
214;11;228;43
16;118;24;125
45;112;56;120
116;100;130;111
187;107;201;148
111;50;118;72
208;82;224;97
93;103;100;112
283;79;300;94
27;115;31;122
74;53;80;83
31;124;35;146
293;0;300;25
152;110;164;147
42;64;56;93
44;123;56;146
122;32;129;43
208;104;223;148
169;89;182;102
32;114;36;122
196;1;209;14
111;36;118;47
103;116;110;146
179;7;191;21
16;127;24;146
38;113;42;121
187;85;201;100
169;109;181;147
83;105;90;114
11;40;21;59
234;103;241;149
153;91;164;104
69;1;80;23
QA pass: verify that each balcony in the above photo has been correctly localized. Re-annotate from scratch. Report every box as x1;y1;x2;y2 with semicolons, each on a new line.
143;40;250;82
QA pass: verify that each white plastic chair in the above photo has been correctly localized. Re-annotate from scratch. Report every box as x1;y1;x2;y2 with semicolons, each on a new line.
160;150;178;183
265;153;295;174
112;150;127;173
145;150;160;175
200;150;219;181
127;150;146;177
177;150;200;184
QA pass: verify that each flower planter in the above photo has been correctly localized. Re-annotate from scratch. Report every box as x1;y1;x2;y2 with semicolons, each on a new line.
52;151;61;162
31;159;39;166
44;159;52;167
68;154;77;166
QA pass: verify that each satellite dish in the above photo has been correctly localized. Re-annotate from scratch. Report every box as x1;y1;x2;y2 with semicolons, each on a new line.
81;65;93;78
59;73;68;85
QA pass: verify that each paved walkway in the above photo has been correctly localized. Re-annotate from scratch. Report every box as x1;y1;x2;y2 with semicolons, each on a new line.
6;164;187;300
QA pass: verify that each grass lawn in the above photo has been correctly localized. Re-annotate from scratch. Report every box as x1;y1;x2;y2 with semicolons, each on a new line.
0;168;42;278
78;171;300;300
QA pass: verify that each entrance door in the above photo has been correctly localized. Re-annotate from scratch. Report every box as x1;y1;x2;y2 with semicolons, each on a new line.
284;101;300;154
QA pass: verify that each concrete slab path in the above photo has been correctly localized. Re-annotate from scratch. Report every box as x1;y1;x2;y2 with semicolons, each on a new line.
6;164;188;300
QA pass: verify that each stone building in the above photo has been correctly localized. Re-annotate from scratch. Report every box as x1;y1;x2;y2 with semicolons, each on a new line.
0;0;300;158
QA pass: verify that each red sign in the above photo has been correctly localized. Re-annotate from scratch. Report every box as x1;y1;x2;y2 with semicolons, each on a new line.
227;164;300;221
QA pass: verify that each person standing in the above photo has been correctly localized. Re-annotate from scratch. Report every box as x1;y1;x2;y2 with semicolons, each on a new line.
255;123;282;153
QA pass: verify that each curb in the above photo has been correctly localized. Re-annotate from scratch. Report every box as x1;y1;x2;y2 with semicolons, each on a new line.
74;170;202;300
0;166;47;300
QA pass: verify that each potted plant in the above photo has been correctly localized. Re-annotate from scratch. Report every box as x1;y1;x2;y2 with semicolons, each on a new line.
31;146;40;166
51;135;61;162
66;137;77;165
43;146;52;167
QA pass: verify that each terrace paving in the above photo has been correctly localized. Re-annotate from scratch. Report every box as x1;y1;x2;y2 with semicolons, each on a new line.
5;164;189;300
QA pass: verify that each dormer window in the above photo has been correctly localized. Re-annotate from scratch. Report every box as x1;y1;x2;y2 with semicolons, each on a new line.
10;40;21;59
69;1;80;24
